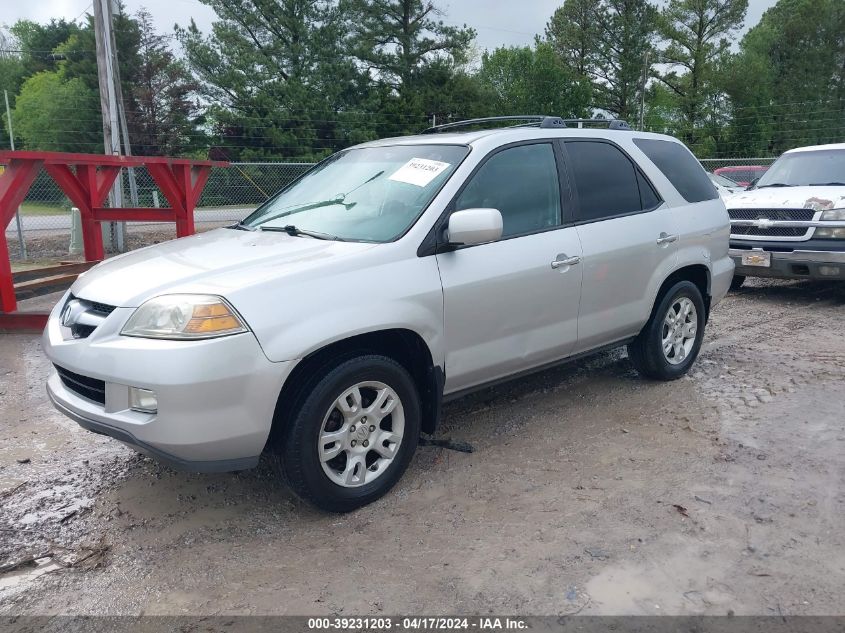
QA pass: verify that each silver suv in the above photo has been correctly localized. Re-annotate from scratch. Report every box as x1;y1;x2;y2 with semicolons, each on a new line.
44;116;733;511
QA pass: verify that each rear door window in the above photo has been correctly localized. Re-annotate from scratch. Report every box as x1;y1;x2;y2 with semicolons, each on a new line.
634;138;718;203
565;140;659;222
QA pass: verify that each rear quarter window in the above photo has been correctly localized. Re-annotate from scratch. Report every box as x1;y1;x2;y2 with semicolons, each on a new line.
633;138;718;203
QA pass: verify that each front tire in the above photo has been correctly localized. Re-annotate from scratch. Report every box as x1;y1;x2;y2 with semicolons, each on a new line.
280;354;421;512
627;280;706;381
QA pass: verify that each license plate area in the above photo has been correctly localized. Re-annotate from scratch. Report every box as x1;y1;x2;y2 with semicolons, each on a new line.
741;251;772;267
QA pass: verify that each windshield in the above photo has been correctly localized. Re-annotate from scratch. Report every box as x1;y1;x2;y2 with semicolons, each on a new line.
716;168;766;184
709;173;739;188
756;149;845;187
241;144;469;241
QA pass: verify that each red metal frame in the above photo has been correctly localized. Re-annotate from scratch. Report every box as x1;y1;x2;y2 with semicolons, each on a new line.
1;150;227;317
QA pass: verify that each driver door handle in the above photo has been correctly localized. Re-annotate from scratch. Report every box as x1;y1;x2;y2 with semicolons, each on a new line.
551;255;581;269
656;232;679;245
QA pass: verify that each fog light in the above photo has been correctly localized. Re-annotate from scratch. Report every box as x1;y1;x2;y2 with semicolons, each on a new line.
818;265;841;277
129;387;158;413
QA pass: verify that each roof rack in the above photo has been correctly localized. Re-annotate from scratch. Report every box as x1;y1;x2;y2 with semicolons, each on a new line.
421;115;632;134
562;118;632;130
421;115;566;134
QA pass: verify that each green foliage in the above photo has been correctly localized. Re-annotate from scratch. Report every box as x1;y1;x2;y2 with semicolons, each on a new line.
545;0;656;120
347;0;475;96
656;0;748;154
130;10;204;156
13;71;101;152
593;0;657;120
0;29;26;148
727;0;845;155
176;0;362;160
545;0;600;78
4;0;844;160
10;19;82;76
478;42;591;117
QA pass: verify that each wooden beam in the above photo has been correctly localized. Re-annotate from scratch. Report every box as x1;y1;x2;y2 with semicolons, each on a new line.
0;311;49;332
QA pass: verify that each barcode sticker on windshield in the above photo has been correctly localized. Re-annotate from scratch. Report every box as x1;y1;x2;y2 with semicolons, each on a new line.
389;158;450;187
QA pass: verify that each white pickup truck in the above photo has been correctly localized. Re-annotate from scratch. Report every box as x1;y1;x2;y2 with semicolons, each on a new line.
727;143;845;288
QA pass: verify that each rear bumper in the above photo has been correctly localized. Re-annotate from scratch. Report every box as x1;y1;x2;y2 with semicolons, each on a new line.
729;247;845;280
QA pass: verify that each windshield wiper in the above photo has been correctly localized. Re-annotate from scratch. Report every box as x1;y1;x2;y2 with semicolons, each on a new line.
229;222;256;231
756;183;792;188
808;182;845;186
253;171;384;226
259;224;340;241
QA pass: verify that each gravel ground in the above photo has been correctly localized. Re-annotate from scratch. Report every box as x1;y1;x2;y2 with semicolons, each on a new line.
0;278;843;616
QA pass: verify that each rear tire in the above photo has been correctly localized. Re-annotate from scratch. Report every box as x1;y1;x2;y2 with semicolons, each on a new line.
627;280;706;381
279;354;421;512
730;275;745;291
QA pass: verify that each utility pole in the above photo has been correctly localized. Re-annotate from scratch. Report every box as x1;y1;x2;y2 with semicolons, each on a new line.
108;0;139;215
93;0;128;251
4;90;26;259
639;50;650;131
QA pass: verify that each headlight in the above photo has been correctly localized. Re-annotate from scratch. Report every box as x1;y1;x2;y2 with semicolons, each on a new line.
820;208;845;221
816;209;845;238
121;294;248;339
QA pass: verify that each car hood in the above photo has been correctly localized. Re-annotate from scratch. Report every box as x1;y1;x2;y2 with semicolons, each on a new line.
726;185;845;211
70;228;379;307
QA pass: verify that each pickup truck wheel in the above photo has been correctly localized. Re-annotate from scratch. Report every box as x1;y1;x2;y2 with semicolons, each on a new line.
730;275;745;291
627;280;706;381
281;355;421;512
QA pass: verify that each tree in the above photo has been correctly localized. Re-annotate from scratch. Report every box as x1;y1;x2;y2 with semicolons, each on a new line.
130;10;202;156
592;0;657;120
478;42;591;118
726;0;844;155
545;0;657;120
545;0;600;78
0;29;25;148
347;0;475;101
656;0;748;152
176;0;361;159
57;4;142;119
12;71;101;152
10;19;82;77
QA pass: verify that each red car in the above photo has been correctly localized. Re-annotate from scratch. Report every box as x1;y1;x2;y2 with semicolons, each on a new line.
713;165;769;187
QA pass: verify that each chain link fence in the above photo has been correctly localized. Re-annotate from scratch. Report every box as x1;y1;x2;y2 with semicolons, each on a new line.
4;162;313;261
5;156;778;262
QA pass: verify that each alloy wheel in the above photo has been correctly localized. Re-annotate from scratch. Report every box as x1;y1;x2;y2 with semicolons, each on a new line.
317;381;405;487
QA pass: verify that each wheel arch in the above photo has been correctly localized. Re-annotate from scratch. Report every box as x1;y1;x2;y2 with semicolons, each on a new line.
653;264;712;322
266;328;442;450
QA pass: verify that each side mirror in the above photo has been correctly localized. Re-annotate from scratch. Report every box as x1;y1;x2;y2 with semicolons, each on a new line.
446;208;503;246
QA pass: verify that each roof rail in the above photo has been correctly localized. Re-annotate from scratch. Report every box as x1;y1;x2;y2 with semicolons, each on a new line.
562;118;632;131
421;115;566;134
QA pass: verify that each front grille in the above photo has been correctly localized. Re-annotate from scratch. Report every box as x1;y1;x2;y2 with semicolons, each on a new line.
731;225;808;237
62;295;117;339
54;364;105;405
88;300;116;316
728;208;815;238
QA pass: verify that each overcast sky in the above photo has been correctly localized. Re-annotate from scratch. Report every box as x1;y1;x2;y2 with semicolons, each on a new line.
1;0;779;53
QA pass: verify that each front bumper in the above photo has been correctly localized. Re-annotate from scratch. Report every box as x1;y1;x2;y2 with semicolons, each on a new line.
729;246;845;280
43;299;295;471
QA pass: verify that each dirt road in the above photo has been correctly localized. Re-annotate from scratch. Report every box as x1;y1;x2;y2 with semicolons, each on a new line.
1;279;843;616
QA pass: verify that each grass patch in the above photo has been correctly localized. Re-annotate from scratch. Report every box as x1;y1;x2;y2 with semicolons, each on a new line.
18;203;70;217
11;258;77;273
